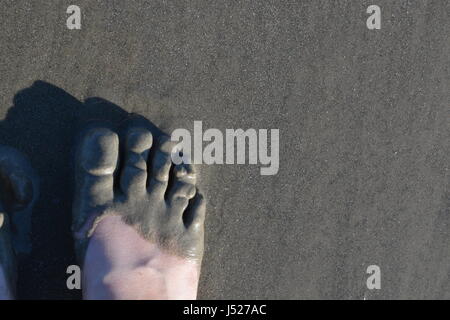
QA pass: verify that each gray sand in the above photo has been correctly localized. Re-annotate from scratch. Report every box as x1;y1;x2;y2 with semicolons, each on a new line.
0;0;449;299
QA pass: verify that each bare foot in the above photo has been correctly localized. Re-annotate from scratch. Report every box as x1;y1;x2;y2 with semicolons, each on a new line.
72;125;206;300
0;146;37;300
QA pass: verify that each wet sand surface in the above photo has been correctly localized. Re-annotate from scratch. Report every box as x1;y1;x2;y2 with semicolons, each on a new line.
0;0;448;299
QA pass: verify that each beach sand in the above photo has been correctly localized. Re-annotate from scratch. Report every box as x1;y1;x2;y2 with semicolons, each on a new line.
0;0;448;299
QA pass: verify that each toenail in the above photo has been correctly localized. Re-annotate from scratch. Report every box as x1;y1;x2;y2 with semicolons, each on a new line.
158;136;174;153
81;130;118;175
127;129;153;152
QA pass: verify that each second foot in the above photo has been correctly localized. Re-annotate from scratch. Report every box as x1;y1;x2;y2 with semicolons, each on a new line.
0;146;37;300
72;125;206;300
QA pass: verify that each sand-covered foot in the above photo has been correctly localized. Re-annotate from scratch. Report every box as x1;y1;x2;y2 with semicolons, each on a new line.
0;146;38;300
73;125;206;300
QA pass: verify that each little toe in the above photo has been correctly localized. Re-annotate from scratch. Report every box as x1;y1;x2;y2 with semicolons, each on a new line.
183;191;206;230
167;164;197;213
120;128;153;197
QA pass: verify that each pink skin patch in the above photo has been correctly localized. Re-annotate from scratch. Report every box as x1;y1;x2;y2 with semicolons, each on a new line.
0;264;12;300
83;215;200;300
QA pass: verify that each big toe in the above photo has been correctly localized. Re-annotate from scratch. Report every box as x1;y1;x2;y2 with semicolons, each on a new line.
78;127;119;176
74;127;119;230
0;146;37;212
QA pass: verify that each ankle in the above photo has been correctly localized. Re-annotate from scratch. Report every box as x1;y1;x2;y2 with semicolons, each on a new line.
83;250;201;300
84;263;200;300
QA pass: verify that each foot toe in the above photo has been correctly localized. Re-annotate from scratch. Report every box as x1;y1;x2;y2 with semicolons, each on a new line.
148;136;175;195
167;164;197;212
74;127;118;217
120;128;153;197
184;192;206;230
79;128;118;176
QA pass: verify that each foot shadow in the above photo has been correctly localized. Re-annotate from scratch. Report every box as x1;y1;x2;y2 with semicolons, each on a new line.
0;80;160;299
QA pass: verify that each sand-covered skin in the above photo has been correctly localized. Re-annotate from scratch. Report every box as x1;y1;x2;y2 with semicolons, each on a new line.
73;126;204;264
73;125;205;299
0;1;448;299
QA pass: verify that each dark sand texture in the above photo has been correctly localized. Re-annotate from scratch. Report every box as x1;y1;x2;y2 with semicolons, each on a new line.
0;0;448;299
